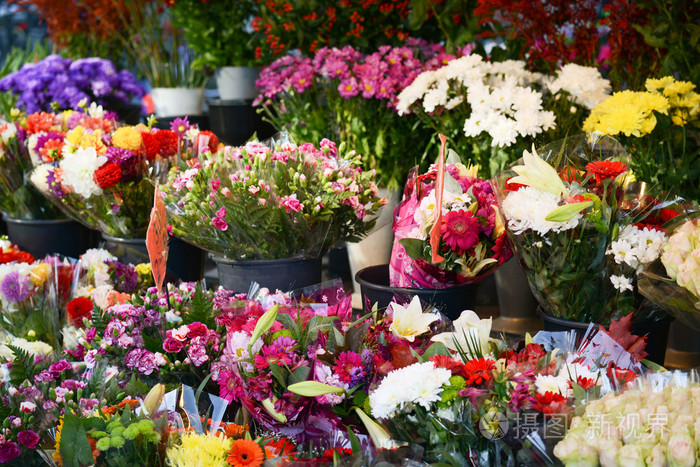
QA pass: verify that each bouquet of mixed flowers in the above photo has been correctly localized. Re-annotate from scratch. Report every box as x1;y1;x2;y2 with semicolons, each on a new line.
254;40;456;188
493;134;678;324
0;104;119;219
0;55;144;114
396;56;611;178
554;371;700;466
390;139;511;288
29;119;194;238
162;137;385;260
365;304;651;465
583;76;700;202
638;215;700;330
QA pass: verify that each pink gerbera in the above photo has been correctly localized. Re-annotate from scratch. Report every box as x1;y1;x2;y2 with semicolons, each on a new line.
440;210;480;253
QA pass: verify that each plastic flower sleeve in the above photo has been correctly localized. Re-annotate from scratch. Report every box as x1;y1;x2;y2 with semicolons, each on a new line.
492;133;661;323
638;214;700;329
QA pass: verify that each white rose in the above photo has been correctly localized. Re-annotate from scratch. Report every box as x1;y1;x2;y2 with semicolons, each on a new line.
645;443;667;467
667;434;697;467
616;444;646;467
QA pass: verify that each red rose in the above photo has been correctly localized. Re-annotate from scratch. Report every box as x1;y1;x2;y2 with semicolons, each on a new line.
93;162;122;189
66;296;93;328
155;129;179;157
140;131;160;160
533;391;569;414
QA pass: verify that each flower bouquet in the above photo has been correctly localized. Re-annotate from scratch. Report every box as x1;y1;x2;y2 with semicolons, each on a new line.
254;40;455;188
161;137;385;261
638;215;700;330
396;56;611;178
29;120;187;238
390;138;511;289
0;55;144;115
493;133;669;325
583;76;700;201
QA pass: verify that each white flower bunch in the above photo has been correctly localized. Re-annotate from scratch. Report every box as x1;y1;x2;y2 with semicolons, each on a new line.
0;336;53;361
502;187;582;237
369;361;452;419
548;63;611;110
58;146;107;198
607;225;668;292
79;248;117;289
397;55;555;148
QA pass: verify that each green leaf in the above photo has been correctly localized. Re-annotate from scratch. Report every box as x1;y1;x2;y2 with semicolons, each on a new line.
249;304;279;353
60;412;95;467
545;201;593;222
287;381;345;397
268;362;286;387
347;427;362;455
123;373;150;398
186;282;216;328
399;237;425;259
289;366;310;385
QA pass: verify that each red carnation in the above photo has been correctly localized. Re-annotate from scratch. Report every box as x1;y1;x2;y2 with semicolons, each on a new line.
533;391;569;414
93;162;122;189
195;130;219;154
66;296;93;328
461;357;496;385
585;160;628;184
155;129;179;157
140;131;160;160
441;209;481;253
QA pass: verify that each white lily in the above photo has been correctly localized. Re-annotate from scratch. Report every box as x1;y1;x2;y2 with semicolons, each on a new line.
431;309;492;359
509;145;569;197
388;295;440;342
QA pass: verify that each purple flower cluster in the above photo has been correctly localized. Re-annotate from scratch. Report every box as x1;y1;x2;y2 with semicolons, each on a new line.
254;40;455;108
105;259;138;293
0;55;145;113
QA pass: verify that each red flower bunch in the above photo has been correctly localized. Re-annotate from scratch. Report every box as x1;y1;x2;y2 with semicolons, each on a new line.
0;247;34;265
585;160;628;185
461;357;496;385
66;296;94;328
533;391;569;415
94;162;123;189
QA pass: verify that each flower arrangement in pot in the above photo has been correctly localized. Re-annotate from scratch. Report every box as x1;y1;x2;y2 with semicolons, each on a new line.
493;134;681;334
166;0;261;101
160;136;385;291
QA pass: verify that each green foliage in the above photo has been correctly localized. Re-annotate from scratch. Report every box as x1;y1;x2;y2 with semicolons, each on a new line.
60;412;96;467
123;374;150;399
6;345;36;386
184;282;216;329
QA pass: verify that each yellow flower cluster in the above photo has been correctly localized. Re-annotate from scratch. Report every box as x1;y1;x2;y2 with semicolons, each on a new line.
64;126;107;155
112;126;143;152
646;76;700;127
166;433;232;467
584;76;700;137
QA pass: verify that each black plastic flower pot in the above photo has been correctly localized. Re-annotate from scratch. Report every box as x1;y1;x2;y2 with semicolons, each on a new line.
101;234;205;282
355;264;478;320
206;99;275;146
212;255;322;293
3;215;99;258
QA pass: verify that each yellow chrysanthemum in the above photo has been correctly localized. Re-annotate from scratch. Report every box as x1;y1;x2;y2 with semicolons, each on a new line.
645;76;675;93
135;263;152;276
112;126;143;152
584;90;669;136
30;263;50;287
663;80;696;99
53;414;64;466
166;433;232;467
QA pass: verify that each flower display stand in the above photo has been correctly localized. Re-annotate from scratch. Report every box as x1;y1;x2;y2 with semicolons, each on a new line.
355;264;477;320
211;256;322;293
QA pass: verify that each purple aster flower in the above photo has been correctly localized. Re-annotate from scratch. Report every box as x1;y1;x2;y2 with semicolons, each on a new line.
0;270;32;303
170;117;191;136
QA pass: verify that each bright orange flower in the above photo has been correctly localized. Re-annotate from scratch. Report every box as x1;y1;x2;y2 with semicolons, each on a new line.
227;439;264;467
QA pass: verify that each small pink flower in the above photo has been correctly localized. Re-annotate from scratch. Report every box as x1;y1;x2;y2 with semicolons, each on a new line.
212;217;228;231
280;194;303;213
249;185;260;195
215;207;226;218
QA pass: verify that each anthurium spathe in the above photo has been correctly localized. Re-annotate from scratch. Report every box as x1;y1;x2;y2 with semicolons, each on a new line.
431;309;492;359
388;296;440;342
509;145;569;197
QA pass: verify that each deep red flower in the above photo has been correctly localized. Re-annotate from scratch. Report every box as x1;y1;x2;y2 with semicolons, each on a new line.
93;162;122;189
0;250;34;265
441;209;480;253
576;375;597;391
195;130;219;154
585;160;628;184
559;165;582;183
66;296;93;328
429;354;465;375
155;129;179;157
461;358;496;385
533;391;568;414
505;176;527;191
140;131;160;160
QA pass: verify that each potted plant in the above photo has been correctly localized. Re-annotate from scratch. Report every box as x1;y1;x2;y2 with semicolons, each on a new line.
160;137;385;292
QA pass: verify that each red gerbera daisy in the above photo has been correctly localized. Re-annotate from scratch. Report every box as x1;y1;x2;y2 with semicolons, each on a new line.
461;357;496;385
533;391;568;414
441;209;480;253
585;160;628;184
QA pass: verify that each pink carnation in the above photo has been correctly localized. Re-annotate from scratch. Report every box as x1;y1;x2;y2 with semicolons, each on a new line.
280;194;303;213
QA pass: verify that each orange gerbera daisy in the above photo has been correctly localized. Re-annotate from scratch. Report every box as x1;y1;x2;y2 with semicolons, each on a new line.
227;439;264;467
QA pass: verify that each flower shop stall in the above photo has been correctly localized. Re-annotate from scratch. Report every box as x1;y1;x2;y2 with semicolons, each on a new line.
0;0;699;465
